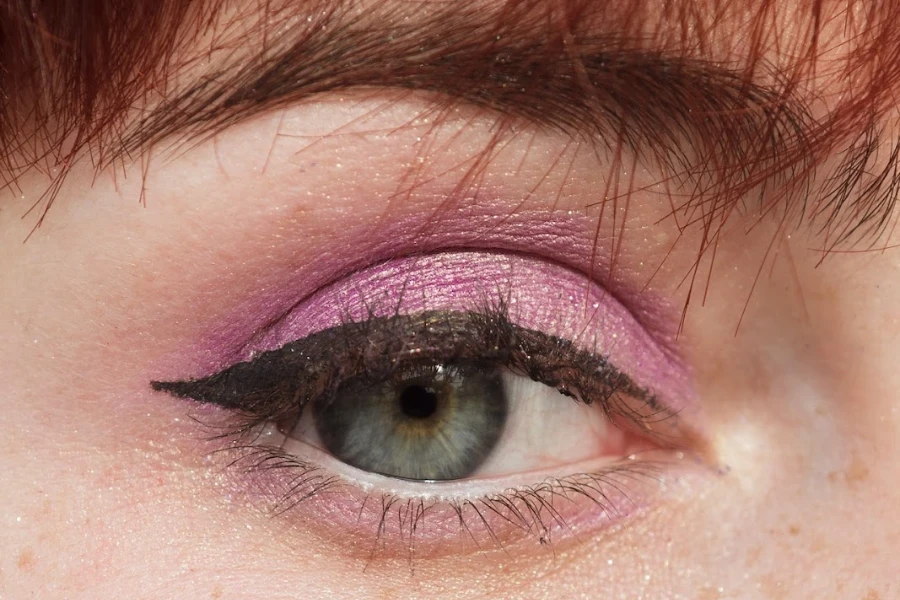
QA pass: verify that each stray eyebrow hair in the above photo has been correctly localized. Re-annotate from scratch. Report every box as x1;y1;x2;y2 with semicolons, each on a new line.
131;1;810;189
128;1;818;236
5;0;900;252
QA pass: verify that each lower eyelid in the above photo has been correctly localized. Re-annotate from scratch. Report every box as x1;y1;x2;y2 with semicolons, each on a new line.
227;425;702;559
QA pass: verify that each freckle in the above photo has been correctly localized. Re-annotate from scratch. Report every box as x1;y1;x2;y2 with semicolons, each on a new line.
16;548;35;571
809;537;826;554
845;454;870;485
211;584;224;599
828;454;870;486
696;587;723;600
862;590;880;600
788;525;800;536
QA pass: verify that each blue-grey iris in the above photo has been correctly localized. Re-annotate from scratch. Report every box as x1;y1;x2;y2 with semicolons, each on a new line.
314;362;508;480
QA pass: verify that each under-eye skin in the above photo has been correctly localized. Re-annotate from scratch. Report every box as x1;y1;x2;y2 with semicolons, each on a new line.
151;252;703;554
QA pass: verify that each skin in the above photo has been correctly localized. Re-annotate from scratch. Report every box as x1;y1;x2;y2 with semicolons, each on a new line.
1;1;899;599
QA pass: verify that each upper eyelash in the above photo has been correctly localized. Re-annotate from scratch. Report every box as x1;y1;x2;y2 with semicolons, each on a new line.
151;302;674;441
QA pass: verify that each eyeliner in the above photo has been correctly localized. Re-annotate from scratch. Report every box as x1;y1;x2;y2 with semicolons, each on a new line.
152;307;661;426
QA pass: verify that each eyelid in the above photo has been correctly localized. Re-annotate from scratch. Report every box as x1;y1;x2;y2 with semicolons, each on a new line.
153;307;678;441
237;251;694;412
153;251;699;443
228;431;692;558
154;251;699;458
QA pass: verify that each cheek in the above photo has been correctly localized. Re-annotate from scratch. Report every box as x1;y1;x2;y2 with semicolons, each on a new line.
0;422;846;600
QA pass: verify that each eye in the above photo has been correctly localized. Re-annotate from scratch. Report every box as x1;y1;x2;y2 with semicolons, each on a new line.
152;250;701;557
310;361;510;481
293;353;661;485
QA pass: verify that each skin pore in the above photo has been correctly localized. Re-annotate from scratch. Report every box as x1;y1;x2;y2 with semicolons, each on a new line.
1;0;899;598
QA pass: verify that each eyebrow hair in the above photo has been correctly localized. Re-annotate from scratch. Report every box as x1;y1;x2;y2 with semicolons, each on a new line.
117;0;897;251
127;1;813;204
13;0;900;252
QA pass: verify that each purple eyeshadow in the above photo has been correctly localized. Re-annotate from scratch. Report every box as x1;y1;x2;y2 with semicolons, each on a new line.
242;250;692;412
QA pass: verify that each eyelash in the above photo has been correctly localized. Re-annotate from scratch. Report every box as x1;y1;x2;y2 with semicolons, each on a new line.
153;301;671;431
225;440;670;555
154;300;687;557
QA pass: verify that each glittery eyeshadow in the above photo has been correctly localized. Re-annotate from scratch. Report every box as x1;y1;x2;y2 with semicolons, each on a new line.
240;251;693;412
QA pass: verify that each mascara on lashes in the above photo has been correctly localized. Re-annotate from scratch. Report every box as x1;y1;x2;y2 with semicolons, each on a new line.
150;308;666;432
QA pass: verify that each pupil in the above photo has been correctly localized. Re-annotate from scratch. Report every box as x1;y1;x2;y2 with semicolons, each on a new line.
399;385;438;419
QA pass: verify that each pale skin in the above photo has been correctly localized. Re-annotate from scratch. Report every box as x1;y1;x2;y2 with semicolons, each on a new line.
1;1;899;599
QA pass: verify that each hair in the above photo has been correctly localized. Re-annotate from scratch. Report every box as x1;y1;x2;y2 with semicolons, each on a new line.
3;0;900;257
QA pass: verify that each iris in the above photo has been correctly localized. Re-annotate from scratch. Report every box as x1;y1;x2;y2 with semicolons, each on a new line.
314;362;508;480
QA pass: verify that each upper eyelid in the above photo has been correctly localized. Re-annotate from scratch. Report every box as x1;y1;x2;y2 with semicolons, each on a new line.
151;307;654;409
151;307;686;444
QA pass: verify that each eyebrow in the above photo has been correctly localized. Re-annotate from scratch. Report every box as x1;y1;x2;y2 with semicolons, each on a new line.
122;0;895;249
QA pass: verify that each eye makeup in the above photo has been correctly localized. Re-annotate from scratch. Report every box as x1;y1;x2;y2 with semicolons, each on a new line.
151;248;704;558
172;204;683;381
229;437;683;560
154;307;669;437
238;251;692;413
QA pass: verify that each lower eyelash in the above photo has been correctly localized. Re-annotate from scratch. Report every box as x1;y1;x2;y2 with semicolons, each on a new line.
215;436;673;561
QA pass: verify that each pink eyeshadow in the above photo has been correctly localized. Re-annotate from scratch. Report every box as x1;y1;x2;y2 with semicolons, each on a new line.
242;250;692;411
184;205;680;371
